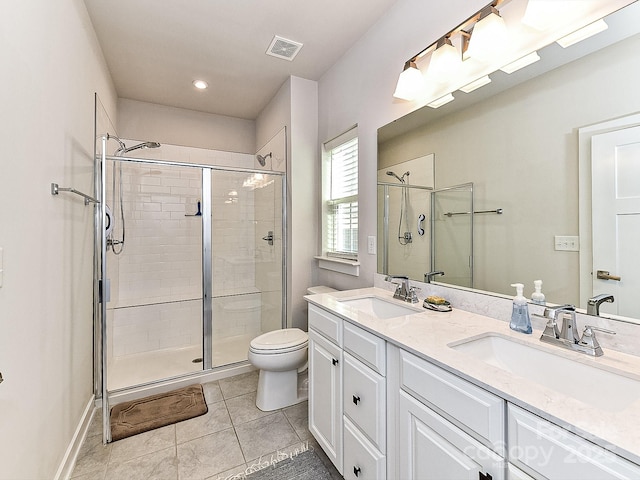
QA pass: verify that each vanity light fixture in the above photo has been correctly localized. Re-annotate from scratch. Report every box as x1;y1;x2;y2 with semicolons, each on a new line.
459;75;492;93
427;37;462;81
392;0;508;101
465;5;510;63
193;80;208;90
427;93;455;109
556;19;608;48
500;51;540;74
393;60;423;101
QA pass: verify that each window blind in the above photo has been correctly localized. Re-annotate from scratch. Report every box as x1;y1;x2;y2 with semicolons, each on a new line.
327;136;358;258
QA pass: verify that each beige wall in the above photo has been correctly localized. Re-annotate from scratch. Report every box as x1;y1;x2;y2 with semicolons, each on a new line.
0;0;117;478
118;98;256;154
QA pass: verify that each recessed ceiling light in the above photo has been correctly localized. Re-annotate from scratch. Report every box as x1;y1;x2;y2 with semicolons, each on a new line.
193;80;208;90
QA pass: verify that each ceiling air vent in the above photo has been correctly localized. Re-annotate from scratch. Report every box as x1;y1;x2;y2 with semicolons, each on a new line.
266;36;303;61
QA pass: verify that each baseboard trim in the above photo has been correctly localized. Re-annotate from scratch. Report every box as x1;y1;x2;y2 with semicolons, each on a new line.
54;395;96;480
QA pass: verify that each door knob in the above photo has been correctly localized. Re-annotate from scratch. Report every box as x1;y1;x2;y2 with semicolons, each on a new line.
353;395;360;405
596;270;621;281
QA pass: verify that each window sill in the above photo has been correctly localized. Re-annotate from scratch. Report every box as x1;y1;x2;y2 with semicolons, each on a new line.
314;255;360;276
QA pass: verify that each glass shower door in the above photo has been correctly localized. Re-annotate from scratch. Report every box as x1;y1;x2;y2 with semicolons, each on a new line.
209;170;283;367
431;183;474;288
105;161;204;390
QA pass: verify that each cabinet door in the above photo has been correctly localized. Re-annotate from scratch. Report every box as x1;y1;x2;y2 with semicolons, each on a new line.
399;391;505;480
308;329;343;474
508;404;640;480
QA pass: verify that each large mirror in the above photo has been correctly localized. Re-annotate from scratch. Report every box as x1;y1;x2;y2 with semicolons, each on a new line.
378;1;640;321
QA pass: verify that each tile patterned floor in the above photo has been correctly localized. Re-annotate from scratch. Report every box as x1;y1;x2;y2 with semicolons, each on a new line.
71;371;342;480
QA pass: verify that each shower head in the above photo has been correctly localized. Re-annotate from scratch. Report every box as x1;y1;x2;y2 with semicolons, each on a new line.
386;170;410;183
119;141;161;155
107;134;161;156
256;152;272;166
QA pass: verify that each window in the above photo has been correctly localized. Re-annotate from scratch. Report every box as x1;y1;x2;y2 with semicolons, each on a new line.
324;128;358;260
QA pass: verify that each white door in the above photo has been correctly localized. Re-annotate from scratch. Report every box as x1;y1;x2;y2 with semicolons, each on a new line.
592;126;640;317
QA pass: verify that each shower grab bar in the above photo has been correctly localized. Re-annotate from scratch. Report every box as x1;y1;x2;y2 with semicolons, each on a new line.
51;183;99;205
444;208;503;217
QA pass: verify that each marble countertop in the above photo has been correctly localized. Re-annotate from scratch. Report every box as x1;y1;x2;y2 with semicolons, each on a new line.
305;287;640;465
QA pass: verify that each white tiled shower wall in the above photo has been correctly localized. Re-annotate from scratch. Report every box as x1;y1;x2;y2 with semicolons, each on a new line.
106;142;282;359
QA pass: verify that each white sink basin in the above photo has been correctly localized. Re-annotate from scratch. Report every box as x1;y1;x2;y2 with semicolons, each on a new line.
338;296;422;320
449;333;640;412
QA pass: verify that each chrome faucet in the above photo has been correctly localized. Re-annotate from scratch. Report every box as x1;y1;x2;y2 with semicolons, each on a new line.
424;271;445;283
385;275;419;303
539;304;615;356
587;294;614;316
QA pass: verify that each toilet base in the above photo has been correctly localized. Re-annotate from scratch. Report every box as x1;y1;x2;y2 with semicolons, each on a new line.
256;370;308;411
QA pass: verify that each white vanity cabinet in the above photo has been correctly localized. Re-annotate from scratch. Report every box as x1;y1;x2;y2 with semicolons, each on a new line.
307;304;387;479
392;346;506;480
508;404;640;479
308;304;343;474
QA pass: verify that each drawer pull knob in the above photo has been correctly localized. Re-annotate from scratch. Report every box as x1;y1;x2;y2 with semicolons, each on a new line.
332;358;339;366
353;395;361;405
353;466;361;477
479;473;492;480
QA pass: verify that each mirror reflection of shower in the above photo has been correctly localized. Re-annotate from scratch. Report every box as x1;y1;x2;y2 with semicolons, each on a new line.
386;170;412;245
106;134;161;254
256;152;272;166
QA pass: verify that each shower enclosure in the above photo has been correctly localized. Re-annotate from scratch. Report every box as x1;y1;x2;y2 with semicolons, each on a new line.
378;179;473;287
93;112;286;443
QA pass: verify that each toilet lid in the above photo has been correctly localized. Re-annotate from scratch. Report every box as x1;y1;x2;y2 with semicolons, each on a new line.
250;328;308;351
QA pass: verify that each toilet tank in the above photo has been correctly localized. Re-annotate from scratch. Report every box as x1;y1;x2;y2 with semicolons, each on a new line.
306;286;338;295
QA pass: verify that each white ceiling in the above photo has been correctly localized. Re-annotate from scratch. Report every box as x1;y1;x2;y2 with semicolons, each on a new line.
83;0;398;120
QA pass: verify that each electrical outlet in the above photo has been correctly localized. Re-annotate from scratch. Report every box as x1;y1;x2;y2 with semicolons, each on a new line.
554;235;579;252
367;235;376;254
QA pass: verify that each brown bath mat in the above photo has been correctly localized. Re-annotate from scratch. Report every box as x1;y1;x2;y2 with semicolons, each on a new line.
110;384;208;441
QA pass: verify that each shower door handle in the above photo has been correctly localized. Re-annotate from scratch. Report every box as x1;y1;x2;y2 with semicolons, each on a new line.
262;231;274;246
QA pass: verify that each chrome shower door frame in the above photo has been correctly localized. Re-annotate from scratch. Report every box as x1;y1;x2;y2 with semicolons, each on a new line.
95;150;287;444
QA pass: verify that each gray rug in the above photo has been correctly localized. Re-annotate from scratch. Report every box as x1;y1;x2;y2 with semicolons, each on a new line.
243;449;334;480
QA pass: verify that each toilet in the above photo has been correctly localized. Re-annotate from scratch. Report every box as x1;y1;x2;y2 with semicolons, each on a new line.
248;286;337;411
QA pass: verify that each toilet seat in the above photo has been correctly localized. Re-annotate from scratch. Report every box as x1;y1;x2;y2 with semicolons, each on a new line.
249;328;308;354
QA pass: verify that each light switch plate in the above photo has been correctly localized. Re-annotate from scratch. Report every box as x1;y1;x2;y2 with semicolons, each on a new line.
554;235;579;252
367;235;376;254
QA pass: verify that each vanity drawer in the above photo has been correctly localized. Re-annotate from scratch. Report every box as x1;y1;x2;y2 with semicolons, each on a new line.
343;416;386;480
309;304;342;346
400;349;504;448
508;404;640;479
343;352;386;451
343;321;386;375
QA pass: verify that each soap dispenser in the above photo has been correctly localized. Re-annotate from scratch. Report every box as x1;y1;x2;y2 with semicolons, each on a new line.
510;283;532;334
531;280;546;305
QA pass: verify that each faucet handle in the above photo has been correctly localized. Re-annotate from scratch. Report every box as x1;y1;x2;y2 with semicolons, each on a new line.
582;325;616;336
578;325;616;357
408;286;420;303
